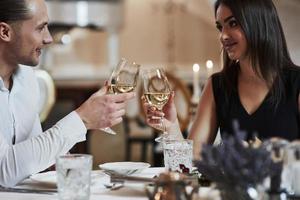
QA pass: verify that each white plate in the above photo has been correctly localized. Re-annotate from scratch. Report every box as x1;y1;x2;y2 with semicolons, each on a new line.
30;171;57;187
99;162;151;175
30;170;104;188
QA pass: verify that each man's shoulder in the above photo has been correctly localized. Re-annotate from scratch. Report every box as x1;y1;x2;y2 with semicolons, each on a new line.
17;65;35;77
16;65;39;92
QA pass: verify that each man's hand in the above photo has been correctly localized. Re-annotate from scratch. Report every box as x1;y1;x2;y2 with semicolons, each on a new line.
76;86;135;130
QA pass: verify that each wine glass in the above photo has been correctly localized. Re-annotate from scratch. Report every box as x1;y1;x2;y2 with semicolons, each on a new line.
108;58;140;94
142;68;171;142
101;58;140;135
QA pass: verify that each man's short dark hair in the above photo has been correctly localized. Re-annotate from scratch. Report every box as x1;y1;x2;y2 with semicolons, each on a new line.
0;0;31;23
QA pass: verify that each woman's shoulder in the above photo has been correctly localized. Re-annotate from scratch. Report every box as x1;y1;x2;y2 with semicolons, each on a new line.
210;72;228;99
282;66;300;93
283;66;300;81
211;71;223;84
211;71;226;89
211;71;223;79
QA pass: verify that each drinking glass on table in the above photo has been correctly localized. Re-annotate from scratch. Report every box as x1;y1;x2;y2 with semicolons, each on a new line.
142;68;171;142
282;141;300;196
56;154;93;200
163;139;193;173
101;58;140;135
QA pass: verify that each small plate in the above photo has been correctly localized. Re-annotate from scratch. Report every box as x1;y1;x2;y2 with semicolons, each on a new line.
30;171;57;188
99;162;151;175
30;170;104;188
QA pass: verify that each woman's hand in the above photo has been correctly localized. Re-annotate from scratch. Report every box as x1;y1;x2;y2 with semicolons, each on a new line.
142;91;178;132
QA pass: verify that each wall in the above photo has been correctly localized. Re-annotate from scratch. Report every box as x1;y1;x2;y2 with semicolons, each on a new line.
47;0;300;74
47;0;221;73
275;0;300;65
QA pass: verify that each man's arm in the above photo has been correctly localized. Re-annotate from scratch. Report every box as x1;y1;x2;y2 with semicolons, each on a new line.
0;111;86;187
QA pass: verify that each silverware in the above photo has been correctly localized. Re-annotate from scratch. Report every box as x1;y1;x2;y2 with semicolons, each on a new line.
104;183;124;190
103;170;156;184
0;187;56;195
110;173;156;183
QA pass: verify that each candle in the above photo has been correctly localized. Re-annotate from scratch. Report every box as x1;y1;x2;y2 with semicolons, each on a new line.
192;63;200;103
206;60;214;78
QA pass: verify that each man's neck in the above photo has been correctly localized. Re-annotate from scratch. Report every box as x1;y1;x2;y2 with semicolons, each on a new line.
0;46;18;89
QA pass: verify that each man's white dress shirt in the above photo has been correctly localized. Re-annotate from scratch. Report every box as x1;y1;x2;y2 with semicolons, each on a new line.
0;66;87;187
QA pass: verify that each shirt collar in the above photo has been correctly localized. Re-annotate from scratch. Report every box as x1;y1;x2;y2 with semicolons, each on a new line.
0;77;6;91
0;66;24;92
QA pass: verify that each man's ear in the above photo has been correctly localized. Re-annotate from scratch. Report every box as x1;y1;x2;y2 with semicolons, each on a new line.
0;22;13;42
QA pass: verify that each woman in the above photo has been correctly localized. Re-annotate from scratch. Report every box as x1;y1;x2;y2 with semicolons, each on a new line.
143;0;300;157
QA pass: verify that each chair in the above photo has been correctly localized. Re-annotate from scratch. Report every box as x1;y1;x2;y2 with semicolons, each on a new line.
123;116;154;162
34;69;56;123
124;72;192;165
163;72;192;134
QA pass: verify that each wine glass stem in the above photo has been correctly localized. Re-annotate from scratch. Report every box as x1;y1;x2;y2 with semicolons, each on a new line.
154;113;169;142
101;127;117;135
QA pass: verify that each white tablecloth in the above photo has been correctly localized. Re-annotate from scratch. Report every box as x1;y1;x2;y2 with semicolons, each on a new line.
0;168;165;200
0;167;220;200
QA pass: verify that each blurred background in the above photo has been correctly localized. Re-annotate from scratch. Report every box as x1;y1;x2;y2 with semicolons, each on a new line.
37;0;300;168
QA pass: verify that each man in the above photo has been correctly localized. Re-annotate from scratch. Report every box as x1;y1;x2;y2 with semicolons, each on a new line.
0;0;134;187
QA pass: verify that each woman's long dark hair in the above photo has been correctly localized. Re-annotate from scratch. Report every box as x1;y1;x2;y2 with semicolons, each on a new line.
0;0;30;23
215;0;298;107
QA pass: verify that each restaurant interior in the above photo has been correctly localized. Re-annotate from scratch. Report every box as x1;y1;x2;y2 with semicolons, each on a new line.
2;0;300;199
37;0;300;168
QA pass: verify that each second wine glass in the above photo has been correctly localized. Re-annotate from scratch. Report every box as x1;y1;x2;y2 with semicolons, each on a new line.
142;68;171;142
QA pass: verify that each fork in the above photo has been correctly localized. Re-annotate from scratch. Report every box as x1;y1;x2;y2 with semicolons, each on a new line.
103;183;124;190
0;187;56;195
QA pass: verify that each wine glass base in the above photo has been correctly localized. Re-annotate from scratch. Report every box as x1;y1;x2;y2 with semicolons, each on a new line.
155;132;169;143
100;127;117;135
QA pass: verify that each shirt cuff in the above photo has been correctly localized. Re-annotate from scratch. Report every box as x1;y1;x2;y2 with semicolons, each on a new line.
56;111;87;142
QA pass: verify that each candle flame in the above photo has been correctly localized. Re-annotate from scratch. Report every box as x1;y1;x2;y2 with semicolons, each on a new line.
193;63;200;72
206;60;213;69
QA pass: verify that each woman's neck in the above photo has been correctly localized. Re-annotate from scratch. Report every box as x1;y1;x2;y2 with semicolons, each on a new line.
238;58;263;82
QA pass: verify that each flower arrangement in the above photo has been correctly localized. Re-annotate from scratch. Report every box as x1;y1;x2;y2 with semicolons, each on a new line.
194;131;276;200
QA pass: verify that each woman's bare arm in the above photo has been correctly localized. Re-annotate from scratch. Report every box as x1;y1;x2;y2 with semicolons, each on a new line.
188;78;218;159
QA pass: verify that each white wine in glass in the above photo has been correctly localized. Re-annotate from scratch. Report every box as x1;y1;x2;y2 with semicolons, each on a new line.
101;58;140;135
144;92;170;110
109;84;135;94
143;69;171;142
108;58;140;94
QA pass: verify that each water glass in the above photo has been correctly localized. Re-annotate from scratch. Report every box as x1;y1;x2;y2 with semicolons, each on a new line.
56;154;93;200
163;139;193;173
283;141;300;196
262;138;289;193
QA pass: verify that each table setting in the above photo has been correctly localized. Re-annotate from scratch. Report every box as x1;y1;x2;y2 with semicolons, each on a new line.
0;164;164;200
0;136;218;200
0;166;219;200
2;58;300;200
0;139;192;199
4;129;300;200
4;132;298;200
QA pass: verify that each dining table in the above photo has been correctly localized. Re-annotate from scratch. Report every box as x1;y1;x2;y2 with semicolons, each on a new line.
0;167;218;200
